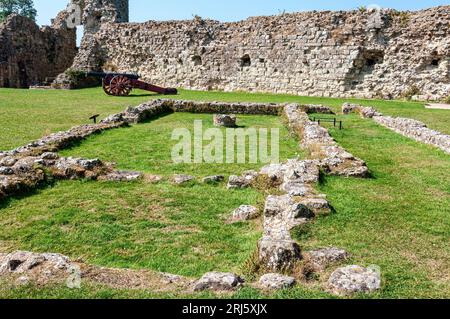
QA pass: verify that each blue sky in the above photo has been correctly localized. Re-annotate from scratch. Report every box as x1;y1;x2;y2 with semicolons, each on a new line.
34;0;448;26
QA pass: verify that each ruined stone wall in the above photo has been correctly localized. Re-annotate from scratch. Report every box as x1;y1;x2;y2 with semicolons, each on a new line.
52;0;129;88
72;6;449;100
0;14;76;88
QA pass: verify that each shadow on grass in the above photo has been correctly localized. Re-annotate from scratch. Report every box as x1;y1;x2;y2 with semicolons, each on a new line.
60;112;175;153
137;110;174;124
318;168;375;187
0;178;57;210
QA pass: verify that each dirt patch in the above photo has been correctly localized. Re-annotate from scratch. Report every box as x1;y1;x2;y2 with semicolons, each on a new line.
81;265;194;292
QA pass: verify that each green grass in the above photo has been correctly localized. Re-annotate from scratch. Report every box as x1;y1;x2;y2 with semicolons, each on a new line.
0;111;299;278
1;87;449;151
0;280;334;299
59;112;300;176
0;180;264;277
0;87;449;299
300;113;450;299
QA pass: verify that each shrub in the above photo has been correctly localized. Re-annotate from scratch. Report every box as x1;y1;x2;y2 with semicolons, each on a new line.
251;174;283;195
358;6;367;13
240;249;262;281
444;96;450;104
102;61;118;72
64;68;86;85
401;85;421;101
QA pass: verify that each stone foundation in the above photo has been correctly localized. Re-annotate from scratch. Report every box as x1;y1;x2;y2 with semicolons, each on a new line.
0;98;380;295
284;104;369;177
342;103;450;154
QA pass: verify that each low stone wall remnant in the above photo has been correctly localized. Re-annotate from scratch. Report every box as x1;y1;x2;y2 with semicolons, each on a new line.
0;98;379;295
342;103;450;154
285;104;369;177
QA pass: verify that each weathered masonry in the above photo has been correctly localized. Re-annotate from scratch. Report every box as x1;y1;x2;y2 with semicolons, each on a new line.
0;14;76;88
1;0;449;101
62;1;449;101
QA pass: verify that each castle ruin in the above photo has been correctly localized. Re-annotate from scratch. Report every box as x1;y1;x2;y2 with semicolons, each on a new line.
1;0;449;100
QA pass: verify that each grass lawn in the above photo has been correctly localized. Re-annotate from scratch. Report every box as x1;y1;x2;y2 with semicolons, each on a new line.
1;87;449;151
0;111;298;277
0;87;449;299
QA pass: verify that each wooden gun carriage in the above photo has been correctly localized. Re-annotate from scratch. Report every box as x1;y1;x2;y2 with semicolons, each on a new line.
86;72;177;96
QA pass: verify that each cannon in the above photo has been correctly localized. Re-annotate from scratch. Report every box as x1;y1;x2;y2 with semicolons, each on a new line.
86;72;178;96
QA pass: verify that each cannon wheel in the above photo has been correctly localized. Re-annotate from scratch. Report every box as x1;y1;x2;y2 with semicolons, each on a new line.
102;75;133;96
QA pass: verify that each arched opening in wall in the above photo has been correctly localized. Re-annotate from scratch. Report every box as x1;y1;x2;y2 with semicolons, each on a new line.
192;55;202;66
240;54;251;67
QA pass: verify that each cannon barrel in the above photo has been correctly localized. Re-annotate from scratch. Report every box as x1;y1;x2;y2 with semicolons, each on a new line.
86;71;140;80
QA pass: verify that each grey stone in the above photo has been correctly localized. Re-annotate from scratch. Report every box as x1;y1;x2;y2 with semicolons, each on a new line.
259;273;296;290
227;175;250;189
194;272;244;291
40;152;59;160
101;113;125;124
328;265;381;296
100;170;142;182
202;175;225;183
258;238;302;271
242;170;259;183
300;197;331;214
0;251;73;274
231;205;259;222
160;272;184;284
0;167;14;175
213;114;237;127
283;159;320;184
259;163;285;180
172;174;195;185
280;182;311;196
16;276;30;286
78;159;102;170
0;156;17;167
307;247;349;270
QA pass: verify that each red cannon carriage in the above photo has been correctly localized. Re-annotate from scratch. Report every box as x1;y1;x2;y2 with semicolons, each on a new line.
86;72;177;96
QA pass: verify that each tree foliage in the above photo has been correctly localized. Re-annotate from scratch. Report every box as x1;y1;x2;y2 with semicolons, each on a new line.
0;0;37;22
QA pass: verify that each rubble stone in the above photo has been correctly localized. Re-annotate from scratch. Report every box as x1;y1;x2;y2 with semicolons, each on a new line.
258;238;302;271
328;265;381;296
99;170;142;181
306;247;349;271
373;115;450;154
0;251;74;274
172;174;195;185
231;205;259;222
194;272;244;291
213;114;237;127
259;273;296;290
202;175;225;183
